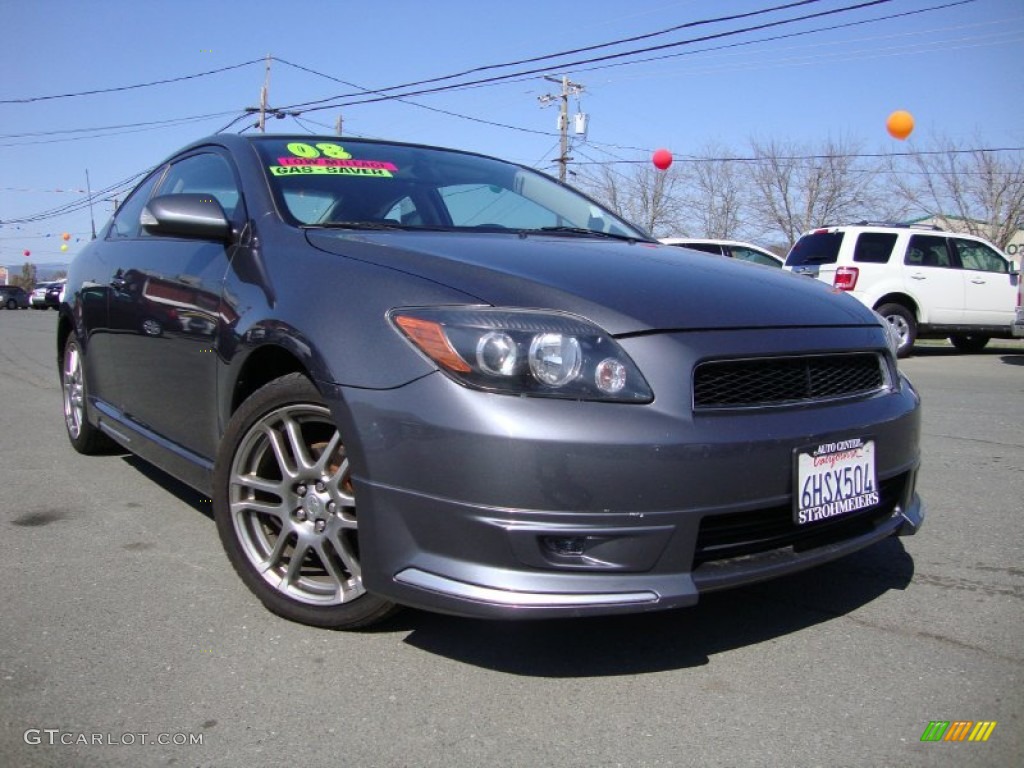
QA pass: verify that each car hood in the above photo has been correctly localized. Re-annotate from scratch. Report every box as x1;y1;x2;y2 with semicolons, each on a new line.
306;230;874;336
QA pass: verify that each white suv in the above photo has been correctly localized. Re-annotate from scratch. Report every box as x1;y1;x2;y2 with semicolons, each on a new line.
784;223;1019;357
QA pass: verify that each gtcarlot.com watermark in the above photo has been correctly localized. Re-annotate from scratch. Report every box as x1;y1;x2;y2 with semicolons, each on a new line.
24;728;204;746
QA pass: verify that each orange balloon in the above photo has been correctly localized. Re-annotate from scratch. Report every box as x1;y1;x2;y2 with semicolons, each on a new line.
886;110;914;140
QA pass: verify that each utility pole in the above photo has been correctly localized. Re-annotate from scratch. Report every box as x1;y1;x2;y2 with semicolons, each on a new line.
335;113;343;136
257;54;271;133
85;169;97;239
539;75;584;182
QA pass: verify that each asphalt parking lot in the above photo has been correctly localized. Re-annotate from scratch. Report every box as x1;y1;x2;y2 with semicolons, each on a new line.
1;308;1021;768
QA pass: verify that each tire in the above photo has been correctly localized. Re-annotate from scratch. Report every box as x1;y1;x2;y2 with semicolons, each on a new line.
875;303;917;358
61;334;116;454
5;299;15;310
949;334;990;353
213;373;398;629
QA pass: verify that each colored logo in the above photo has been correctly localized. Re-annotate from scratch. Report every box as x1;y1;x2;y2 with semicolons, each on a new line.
920;721;997;742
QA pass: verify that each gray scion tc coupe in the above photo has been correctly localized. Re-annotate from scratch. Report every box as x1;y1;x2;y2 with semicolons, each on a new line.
58;135;924;628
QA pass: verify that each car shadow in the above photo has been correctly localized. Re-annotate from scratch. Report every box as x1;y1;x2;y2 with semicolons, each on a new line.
115;453;917;674
385;538;915;676
121;454;214;521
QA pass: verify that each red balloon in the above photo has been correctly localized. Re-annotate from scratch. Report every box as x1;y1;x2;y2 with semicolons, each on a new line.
652;148;673;170
23;250;30;257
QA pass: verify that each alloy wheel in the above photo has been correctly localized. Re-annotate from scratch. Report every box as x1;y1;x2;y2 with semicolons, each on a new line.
227;403;364;606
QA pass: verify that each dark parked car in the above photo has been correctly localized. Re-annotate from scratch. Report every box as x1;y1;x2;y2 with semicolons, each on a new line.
45;280;65;309
59;134;924;629
0;285;30;309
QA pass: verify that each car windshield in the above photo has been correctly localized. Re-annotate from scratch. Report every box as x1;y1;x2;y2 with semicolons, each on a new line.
252;137;649;240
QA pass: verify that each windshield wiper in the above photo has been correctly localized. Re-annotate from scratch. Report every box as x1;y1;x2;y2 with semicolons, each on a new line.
305;220;406;231
533;226;640;243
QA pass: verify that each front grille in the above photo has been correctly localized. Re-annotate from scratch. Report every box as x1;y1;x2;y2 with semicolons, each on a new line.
693;473;907;566
693;353;885;410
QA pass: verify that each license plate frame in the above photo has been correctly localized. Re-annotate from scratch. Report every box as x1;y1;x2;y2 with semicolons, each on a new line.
794;438;879;525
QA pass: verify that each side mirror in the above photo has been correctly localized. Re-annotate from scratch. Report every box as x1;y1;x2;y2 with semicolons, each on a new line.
141;193;231;241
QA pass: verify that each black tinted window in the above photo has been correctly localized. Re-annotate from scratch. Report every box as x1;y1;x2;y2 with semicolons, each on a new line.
785;232;843;266
906;235;952;268
853;232;897;263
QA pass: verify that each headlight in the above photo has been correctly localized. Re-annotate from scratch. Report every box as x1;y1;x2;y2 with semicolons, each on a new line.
390;307;653;402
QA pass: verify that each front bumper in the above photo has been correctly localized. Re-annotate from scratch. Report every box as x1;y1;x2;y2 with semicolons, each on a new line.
332;328;924;620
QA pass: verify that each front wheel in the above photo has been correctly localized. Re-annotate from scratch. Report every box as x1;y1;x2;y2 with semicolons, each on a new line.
949;334;990;353
875;303;917;358
213;373;398;629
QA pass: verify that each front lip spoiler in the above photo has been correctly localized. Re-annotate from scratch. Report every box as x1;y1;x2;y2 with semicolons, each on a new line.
394;569;659;608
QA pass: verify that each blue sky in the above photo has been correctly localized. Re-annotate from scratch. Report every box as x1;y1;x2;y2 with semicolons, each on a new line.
1;0;1022;266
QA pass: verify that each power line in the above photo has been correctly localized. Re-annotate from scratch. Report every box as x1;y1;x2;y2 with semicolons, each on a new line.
569;0;985;78
278;0;907;114
0;2;981;151
573;146;1024;165
2;169;151;225
0;58;265;104
273;57;553;137
281;0;828;111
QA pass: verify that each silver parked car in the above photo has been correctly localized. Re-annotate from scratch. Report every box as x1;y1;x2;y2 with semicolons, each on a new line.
59;135;924;629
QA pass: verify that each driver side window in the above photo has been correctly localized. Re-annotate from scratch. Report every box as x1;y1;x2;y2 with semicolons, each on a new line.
155;152;243;220
954;239;1008;273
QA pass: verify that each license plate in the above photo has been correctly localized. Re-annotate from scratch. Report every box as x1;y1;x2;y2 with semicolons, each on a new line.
795;439;879;525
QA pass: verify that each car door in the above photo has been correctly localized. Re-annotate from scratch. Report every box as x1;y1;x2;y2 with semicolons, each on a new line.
101;149;244;461
903;234;964;324
950;237;1017;326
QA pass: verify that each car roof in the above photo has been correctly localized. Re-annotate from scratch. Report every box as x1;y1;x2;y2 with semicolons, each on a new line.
800;224;1004;248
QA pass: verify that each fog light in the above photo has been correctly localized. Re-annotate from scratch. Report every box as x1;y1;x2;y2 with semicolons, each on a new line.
542;536;587;556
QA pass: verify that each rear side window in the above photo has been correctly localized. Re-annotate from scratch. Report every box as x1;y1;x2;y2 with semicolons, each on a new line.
785;232;843;266
905;235;952;268
853;232;897;263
